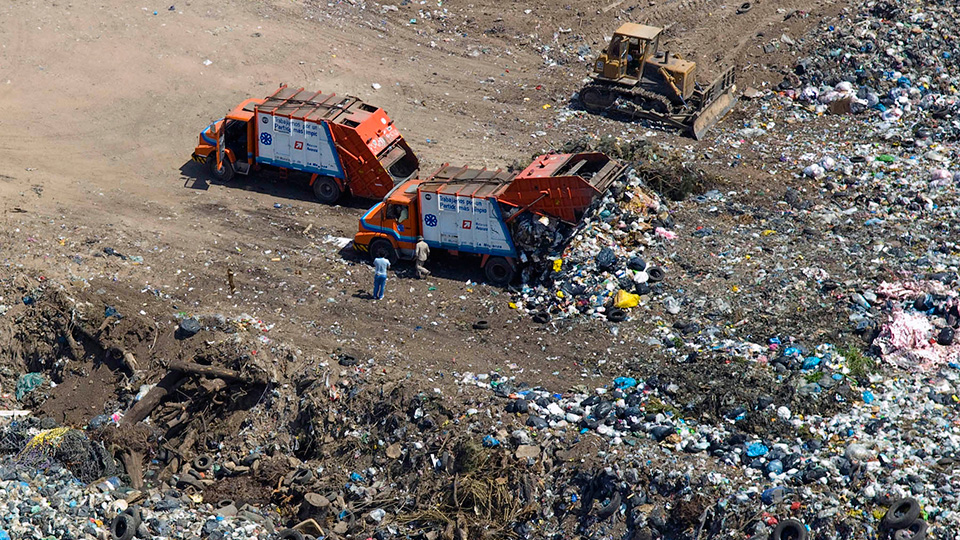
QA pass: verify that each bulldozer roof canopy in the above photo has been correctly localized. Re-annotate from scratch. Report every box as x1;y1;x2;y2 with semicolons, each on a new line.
614;23;662;41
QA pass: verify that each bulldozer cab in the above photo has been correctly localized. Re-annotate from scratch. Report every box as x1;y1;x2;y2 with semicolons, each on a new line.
598;24;663;81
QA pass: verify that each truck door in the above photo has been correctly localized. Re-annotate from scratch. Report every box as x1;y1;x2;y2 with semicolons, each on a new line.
216;121;226;170
384;202;416;256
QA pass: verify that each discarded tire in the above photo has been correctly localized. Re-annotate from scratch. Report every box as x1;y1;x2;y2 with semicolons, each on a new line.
473;320;490;330
111;513;136;540
532;312;551;324
646;266;665;283
737;2;751;14
122;506;142;528
278;529;305;540
607;308;626;322
882;498;922;530
192;454;213;471
217;499;235;509
595;491;622;519
772;519;808;540
893;520;928;540
291;468;315;484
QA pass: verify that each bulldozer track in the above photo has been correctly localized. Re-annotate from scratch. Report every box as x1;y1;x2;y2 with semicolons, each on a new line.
580;83;674;115
615;87;674;115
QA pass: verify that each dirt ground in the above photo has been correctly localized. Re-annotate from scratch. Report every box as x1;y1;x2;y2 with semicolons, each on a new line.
0;0;855;536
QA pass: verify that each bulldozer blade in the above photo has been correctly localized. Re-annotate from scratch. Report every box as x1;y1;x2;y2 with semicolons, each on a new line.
691;87;738;140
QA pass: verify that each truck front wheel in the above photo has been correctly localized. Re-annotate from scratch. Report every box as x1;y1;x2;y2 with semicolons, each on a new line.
368;238;398;265
484;257;515;286
312;176;342;204
208;154;235;183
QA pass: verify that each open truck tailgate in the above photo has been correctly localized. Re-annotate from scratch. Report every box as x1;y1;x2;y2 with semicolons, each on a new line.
500;152;626;223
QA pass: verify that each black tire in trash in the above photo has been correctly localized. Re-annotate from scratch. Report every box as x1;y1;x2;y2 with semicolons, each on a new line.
737;2;751;14
646;266;665;283
532;312;551;324
278;529;305;540
192;454;213;471
473;320;490;330
893;520;928;540
772;519;807;540
312;176;342;204
882;498;922;530
484;256;515;286
595;492;622;519
122;506;142;529
111;513;136;540
607;308;626;322
208;154;235;183
368;238;398;265
217;499;235;509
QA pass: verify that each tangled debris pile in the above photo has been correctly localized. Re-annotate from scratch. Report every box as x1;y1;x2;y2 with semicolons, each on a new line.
511;136;722;323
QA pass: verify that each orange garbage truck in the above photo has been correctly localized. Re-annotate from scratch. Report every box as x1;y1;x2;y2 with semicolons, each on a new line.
192;85;419;203
353;152;626;285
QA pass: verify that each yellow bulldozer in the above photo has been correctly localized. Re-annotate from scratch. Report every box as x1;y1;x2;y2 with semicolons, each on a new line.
580;23;738;139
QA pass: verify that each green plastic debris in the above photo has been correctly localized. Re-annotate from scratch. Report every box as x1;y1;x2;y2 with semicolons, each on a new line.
15;373;45;401
876;154;896;163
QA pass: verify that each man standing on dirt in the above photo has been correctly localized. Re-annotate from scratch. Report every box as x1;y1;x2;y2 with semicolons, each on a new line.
373;256;390;300
415;236;431;279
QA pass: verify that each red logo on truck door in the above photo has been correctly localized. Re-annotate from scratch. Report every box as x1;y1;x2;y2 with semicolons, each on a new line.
462;220;472;229
294;141;304;150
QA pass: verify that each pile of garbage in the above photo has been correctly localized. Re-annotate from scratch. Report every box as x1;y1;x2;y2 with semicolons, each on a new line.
0;418;275;540
513;167;674;322
457;329;960;538
784;0;960;146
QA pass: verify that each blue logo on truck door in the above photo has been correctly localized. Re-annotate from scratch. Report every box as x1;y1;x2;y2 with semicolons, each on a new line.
424;214;438;227
260;133;272;145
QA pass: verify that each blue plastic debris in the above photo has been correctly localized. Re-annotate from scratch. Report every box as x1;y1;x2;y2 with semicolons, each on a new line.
349;472;363;482
746;442;769;457
482;435;500;447
801;356;822;370
614;377;637;389
761;486;788;504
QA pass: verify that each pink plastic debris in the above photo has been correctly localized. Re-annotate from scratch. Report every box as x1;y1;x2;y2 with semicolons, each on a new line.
655;227;678;240
874;308;960;371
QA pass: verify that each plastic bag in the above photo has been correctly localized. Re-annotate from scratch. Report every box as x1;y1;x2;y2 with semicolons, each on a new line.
614;290;640;309
595;247;618;271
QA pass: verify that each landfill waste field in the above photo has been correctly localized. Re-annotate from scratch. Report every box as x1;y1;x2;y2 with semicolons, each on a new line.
4;0;960;539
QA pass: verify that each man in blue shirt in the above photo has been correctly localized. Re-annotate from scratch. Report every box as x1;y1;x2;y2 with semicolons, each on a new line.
373;256;390;300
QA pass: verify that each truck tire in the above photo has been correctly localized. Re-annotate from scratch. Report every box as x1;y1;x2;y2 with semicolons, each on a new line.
312;176;342;204
208;154;235;183
484;257;514;286
368;238;398;265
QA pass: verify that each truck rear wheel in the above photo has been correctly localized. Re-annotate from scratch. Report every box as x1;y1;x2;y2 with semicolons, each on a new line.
484;257;514;286
368;238;397;265
208;154;235;183
312;176;342;204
